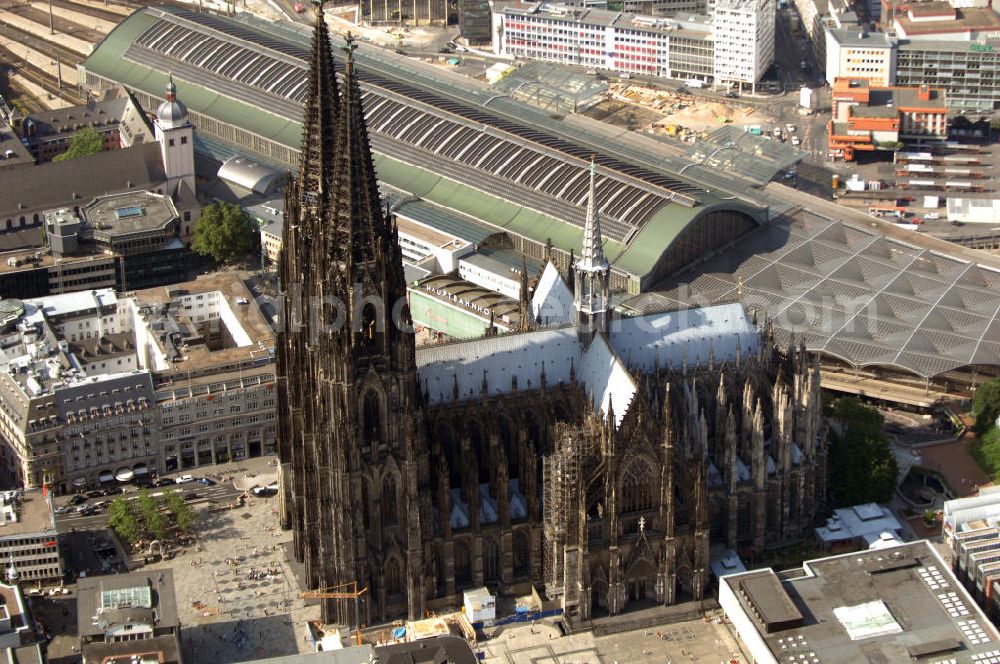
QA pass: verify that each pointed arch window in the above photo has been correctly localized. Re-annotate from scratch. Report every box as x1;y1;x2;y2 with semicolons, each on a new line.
359;303;378;350
381;474;397;526
454;540;472;587
483;537;501;584
361;390;382;451
620;458;655;514
385;559;403;599
513;529;530;578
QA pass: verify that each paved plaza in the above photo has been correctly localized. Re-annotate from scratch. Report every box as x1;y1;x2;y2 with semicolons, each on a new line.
142;477;321;662
479;615;746;664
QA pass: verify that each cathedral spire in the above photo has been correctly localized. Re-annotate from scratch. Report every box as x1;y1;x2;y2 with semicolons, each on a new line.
579;159;609;272
298;2;339;204
334;34;391;271
517;256;531;332
573;159;611;347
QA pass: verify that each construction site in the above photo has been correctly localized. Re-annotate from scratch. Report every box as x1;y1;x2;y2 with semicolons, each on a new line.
586;81;773;142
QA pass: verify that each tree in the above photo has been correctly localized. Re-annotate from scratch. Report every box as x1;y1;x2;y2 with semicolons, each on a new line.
52;127;104;162
108;497;142;544
135;489;168;541
165;491;197;533
191;202;260;263
827;397;899;507
973;378;1000;434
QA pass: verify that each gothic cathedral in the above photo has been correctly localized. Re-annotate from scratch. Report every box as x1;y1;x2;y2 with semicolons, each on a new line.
277;7;828;626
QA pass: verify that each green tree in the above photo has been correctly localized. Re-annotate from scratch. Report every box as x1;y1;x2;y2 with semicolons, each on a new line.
108;497;141;544
973;378;1000;434
827;397;899;507
52;127;104;162
164;491;197;533
191;202;260;263
135;489;168;541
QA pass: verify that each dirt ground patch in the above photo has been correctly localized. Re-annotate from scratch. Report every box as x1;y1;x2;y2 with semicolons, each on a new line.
583;98;663;129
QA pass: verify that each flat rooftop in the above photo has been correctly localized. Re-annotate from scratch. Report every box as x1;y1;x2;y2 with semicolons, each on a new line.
895;5;1000;36
0;491;55;538
0;123;34;168
133;273;275;375
723;541;1000;664
80;191;178;237
76;569;179;643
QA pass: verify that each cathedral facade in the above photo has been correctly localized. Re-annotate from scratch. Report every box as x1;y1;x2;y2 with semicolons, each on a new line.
277;8;828;626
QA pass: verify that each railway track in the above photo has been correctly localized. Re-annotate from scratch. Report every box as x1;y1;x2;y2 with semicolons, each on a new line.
3;2;106;45
0;44;83;105
48;0;128;24
0;20;84;69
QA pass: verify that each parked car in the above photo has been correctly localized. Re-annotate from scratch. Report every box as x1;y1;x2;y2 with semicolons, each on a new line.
252;483;279;497
86;490;103;499
197;478;216;486
53;506;70;515
175;475;196;485
70;495;88;505
155;478;174;487
183;492;201;501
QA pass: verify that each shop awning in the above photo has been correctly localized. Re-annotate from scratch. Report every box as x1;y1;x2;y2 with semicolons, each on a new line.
115;468;134;482
72;477;86;487
132;464;149;476
98;471;114;483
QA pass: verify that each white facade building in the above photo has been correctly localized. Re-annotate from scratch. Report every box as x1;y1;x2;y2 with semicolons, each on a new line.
713;0;776;91
825;28;896;86
495;3;716;83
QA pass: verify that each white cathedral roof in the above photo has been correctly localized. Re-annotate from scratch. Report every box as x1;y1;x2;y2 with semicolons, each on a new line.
610;303;758;373
415;302;757;429
531;262;574;326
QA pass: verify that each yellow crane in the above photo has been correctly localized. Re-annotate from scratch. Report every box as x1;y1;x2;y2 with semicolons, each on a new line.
299;581;368;646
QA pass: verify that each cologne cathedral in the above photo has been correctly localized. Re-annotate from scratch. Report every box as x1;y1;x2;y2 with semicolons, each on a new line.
277;7;828;625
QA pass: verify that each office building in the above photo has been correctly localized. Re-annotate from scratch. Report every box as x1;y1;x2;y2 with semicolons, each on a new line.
828;78;947;161
721;540;1000;664
0;490;61;583
825;28;896;87
713;0;776;93
495;4;729;85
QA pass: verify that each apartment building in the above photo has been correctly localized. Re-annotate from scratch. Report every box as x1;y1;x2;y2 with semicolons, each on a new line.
828;78;947;160
713;0;776;92
825;29;897;86
0;274;276;494
494;3;722;83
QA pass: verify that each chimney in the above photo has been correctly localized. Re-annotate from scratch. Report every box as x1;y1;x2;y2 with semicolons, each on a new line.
919;84;930;101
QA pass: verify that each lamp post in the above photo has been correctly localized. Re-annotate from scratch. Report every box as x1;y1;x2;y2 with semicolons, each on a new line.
48;0;53;35
51;54;61;92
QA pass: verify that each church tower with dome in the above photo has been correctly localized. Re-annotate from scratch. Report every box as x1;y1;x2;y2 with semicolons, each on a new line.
153;74;196;228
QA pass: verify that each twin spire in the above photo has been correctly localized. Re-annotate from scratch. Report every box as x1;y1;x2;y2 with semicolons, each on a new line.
296;4;392;274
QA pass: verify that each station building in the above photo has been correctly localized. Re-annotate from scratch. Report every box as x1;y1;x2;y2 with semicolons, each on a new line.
79;6;769;296
78;7;1000;402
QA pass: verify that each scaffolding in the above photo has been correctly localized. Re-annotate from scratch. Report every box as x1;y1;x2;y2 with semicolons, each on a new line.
542;425;583;599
